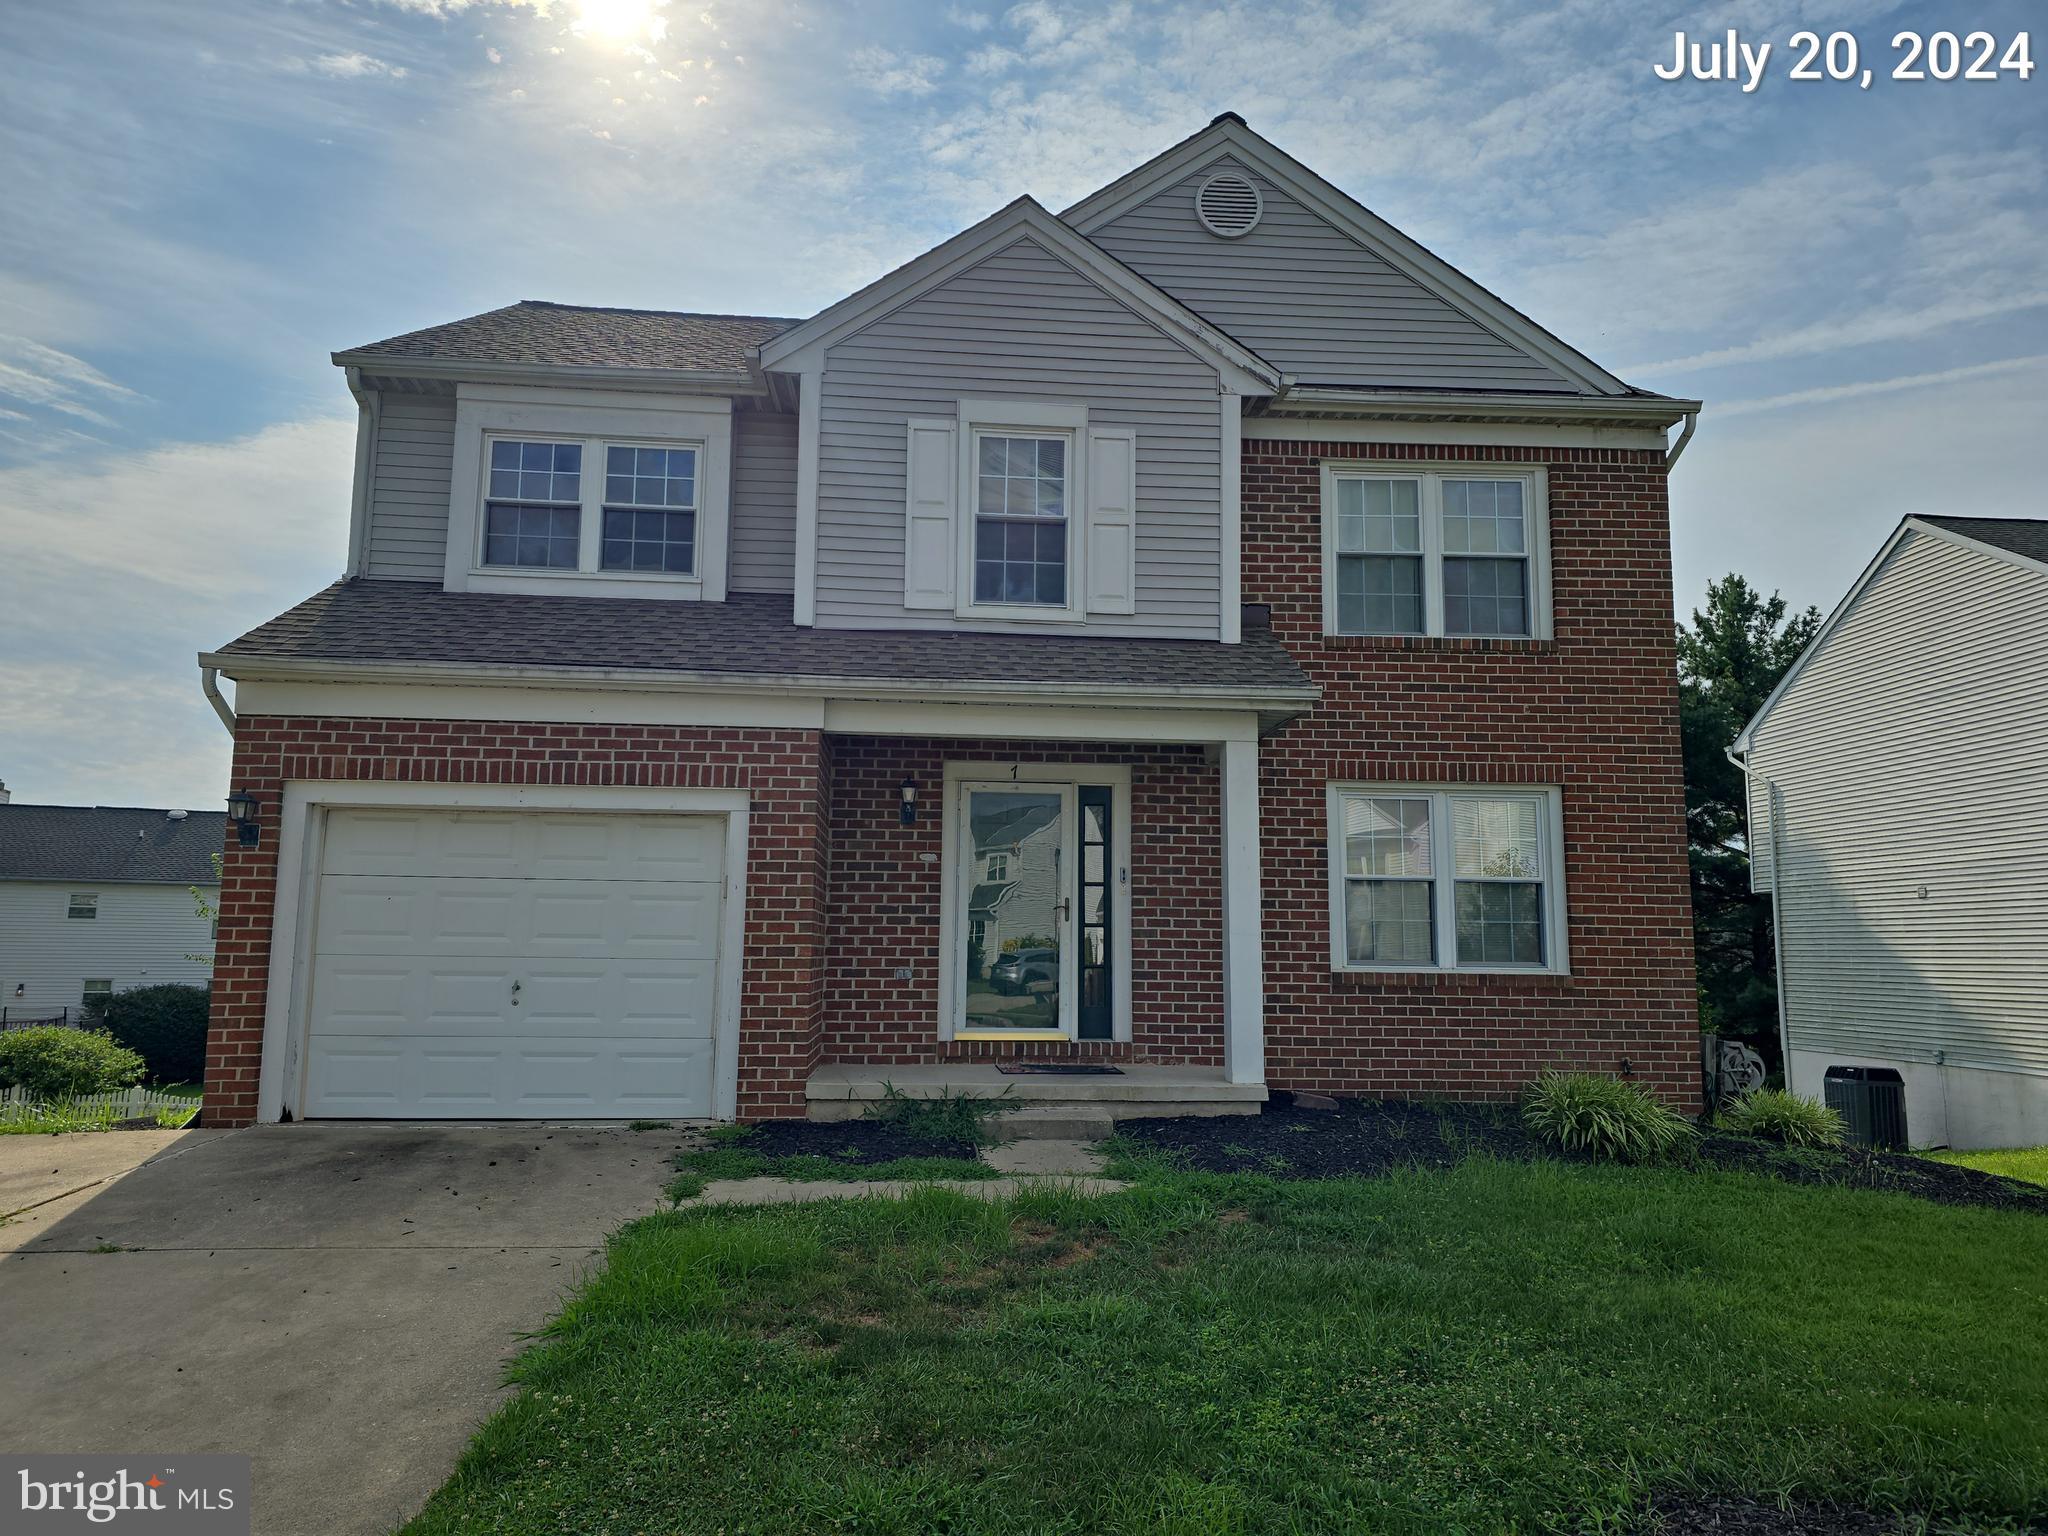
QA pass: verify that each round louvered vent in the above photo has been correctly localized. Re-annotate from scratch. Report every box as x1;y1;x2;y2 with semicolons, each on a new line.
1195;171;1262;239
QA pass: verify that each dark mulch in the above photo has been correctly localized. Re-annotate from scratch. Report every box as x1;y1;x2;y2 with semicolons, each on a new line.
724;1117;982;1166
1118;1094;2048;1217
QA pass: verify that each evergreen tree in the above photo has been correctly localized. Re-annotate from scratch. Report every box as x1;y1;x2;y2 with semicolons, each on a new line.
1676;576;1820;1061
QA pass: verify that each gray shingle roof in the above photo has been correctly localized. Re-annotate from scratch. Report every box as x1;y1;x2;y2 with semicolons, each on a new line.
0;805;227;885
339;301;799;373
1920;517;2048;566
212;583;1315;697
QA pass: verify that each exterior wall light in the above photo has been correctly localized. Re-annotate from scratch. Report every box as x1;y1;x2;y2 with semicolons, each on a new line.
899;776;919;826
226;788;262;847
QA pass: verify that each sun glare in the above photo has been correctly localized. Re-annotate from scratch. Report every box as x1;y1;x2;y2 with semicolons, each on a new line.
572;0;666;45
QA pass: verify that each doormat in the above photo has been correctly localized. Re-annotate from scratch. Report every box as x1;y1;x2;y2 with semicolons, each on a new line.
996;1063;1125;1076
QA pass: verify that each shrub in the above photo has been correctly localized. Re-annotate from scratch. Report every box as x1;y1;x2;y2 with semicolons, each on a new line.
94;983;210;1084
0;1027;146;1100
1521;1070;1695;1163
864;1083;1009;1146
1720;1088;1845;1149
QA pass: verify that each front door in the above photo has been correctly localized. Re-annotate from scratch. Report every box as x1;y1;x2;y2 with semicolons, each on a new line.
959;782;1077;1038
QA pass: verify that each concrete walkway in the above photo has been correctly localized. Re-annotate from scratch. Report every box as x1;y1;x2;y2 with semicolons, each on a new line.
0;1123;682;1536
683;1137;1121;1205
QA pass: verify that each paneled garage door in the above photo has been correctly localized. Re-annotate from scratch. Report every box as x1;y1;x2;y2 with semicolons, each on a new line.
301;808;724;1119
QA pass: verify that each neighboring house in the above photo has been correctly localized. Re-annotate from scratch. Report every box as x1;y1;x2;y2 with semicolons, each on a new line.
0;802;226;1022
198;114;1701;1127
1734;516;2048;1150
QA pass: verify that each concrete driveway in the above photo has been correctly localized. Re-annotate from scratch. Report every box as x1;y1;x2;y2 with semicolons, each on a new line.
0;1122;686;1535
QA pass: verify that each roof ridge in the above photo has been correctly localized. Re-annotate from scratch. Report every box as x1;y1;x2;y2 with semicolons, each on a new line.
514;299;802;325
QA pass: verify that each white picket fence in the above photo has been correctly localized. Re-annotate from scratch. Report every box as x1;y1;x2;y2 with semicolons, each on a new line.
0;1084;199;1125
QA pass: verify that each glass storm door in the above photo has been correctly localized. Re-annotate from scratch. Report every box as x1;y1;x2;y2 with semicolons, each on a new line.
959;783;1077;1038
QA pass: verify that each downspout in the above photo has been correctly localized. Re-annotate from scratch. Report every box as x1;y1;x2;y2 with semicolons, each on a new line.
1665;408;1699;471
201;664;236;736
343;366;380;578
1725;743;1791;1081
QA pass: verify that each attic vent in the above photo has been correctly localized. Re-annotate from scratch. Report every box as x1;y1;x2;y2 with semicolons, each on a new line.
1195;171;1261;239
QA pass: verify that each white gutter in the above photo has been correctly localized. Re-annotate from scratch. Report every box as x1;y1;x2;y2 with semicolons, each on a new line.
1665;408;1699;471
199;652;1319;714
1263;386;1702;430
331;354;768;396
1724;742;1791;1077
200;665;237;735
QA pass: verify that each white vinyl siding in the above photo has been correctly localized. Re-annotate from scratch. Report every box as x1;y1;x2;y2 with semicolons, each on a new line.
813;235;1225;638
0;881;219;1019
729;410;798;594
1745;527;2048;1078
1086;156;1575;392
364;392;457;581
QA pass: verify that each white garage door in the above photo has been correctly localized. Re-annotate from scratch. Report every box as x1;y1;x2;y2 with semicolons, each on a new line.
301;809;724;1119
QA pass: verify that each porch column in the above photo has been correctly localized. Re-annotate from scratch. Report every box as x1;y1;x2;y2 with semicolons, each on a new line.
1219;736;1265;1085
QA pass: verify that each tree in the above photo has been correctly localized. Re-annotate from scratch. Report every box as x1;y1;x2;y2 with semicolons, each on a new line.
1676;575;1820;1063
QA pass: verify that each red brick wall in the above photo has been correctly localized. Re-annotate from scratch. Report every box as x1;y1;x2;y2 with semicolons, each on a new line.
821;736;1223;1067
1244;439;1699;1106
204;718;830;1127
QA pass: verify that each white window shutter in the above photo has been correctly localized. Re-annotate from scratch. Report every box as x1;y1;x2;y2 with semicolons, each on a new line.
903;418;957;609
1084;427;1137;615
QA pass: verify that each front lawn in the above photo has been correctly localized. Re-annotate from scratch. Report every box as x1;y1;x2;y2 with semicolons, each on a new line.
668;1121;997;1201
403;1159;2048;1535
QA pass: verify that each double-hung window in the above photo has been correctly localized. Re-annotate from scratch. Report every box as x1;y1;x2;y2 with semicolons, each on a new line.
1329;784;1566;972
67;893;98;920
1324;467;1547;638
483;437;701;576
972;432;1070;608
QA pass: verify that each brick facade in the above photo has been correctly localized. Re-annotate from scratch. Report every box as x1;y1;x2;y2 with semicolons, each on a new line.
820;736;1223;1068
206;441;1697;1126
1244;438;1699;1105
205;718;830;1127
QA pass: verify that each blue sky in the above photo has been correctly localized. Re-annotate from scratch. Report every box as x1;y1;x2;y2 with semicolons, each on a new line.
1;0;2043;808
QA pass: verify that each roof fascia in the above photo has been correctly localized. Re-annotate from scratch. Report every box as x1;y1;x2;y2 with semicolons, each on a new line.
757;197;1279;393
199;651;1318;712
1265;386;1699;429
330;354;769;396
1062;119;1634;398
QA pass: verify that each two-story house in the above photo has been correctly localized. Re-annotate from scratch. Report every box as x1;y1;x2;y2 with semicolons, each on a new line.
197;115;1701;1127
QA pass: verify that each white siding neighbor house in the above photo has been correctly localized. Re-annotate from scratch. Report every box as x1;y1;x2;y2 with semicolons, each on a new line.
1734;516;2048;1149
0;801;227;1022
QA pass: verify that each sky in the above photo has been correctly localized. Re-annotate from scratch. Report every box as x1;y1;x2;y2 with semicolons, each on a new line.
0;0;2042;809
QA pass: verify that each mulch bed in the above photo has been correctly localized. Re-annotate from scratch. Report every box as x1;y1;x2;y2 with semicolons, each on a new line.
1119;1094;2048;1217
727;1117;983;1166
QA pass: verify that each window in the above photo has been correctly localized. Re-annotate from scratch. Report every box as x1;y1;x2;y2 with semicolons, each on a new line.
67;893;97;920
1324;467;1546;638
1328;785;1565;972
602;445;697;574
484;440;582;569
973;432;1069;607
81;978;112;1007
984;851;1010;882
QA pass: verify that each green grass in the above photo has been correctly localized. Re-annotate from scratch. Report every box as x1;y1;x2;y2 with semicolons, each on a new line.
402;1160;2048;1535
1928;1146;2048;1187
666;1125;998;1201
0;1098;199;1134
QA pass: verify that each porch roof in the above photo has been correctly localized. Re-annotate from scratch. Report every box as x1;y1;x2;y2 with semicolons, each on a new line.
208;582;1316;703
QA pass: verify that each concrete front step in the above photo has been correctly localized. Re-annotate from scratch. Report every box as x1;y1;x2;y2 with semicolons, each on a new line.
806;1062;1267;1128
989;1109;1115;1143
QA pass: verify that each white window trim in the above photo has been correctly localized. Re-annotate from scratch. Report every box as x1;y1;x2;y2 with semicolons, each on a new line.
446;384;733;603
1326;782;1570;976
955;397;1089;624
1319;462;1552;640
67;893;98;920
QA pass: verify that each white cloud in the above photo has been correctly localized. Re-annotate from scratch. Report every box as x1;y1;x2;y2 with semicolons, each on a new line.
848;44;946;97
294;50;411;78
0;417;353;807
964;44;1020;76
1629;293;2048;378
0;337;136;429
1714;354;2048;418
945;5;992;30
